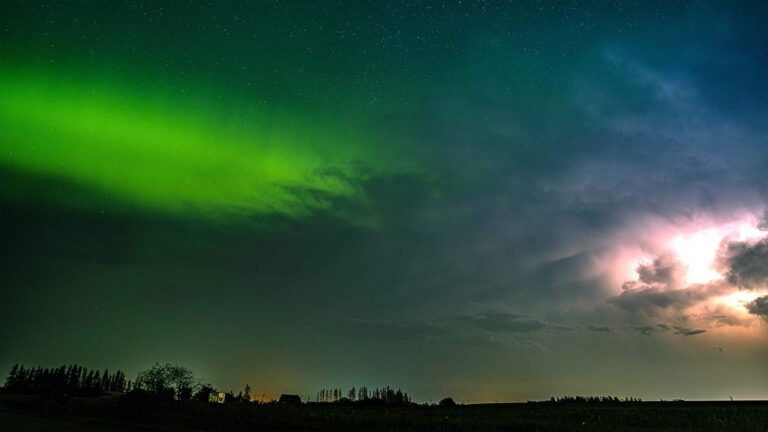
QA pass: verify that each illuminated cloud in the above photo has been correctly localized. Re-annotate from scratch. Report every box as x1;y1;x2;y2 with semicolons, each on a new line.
609;217;768;331
609;281;729;316
635;253;686;288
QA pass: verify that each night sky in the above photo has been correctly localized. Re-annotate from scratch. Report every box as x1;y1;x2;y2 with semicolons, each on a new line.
1;1;767;402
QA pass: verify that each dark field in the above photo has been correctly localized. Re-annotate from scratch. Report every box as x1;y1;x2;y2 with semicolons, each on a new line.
2;395;767;432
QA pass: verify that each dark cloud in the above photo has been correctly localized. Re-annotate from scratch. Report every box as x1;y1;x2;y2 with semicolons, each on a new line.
338;313;557;350
747;295;768;321
672;326;706;337
631;324;705;337
339;310;599;350
636;253;686;287
457;311;550;334
608;282;727;316
549;323;579;332
632;326;661;336
458;311;593;335
719;238;768;289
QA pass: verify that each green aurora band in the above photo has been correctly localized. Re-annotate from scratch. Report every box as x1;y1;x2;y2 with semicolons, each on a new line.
0;66;413;222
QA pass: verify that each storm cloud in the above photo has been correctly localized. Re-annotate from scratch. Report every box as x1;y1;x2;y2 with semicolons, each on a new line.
609;282;728;316
747;295;768;321
719;238;768;289
636;254;687;287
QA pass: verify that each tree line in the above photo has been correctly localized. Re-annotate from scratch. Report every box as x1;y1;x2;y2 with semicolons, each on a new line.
546;395;643;403
316;386;411;405
1;363;411;407
0;362;258;404
3;364;649;407
2;363;128;397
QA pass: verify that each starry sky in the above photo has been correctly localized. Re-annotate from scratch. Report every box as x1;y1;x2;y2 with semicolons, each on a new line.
1;1;767;402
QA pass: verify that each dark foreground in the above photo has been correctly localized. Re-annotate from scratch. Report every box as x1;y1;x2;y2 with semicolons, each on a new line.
1;395;767;432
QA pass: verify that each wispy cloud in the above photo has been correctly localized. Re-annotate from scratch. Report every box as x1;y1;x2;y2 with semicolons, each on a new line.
631;323;705;337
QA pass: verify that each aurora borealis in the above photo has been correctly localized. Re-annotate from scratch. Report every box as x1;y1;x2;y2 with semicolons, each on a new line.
1;1;768;402
0;67;413;221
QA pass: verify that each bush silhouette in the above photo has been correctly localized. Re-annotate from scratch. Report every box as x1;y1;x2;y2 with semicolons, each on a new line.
439;397;457;407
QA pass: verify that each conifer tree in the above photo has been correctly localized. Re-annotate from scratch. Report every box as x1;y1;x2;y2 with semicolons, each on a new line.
4;363;19;388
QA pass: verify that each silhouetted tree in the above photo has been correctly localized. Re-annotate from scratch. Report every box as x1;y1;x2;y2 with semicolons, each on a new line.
440;397;457;407
547;395;642;404
133;363;200;401
2;363;128;397
314;385;411;406
194;384;214;402
100;369;110;392
4;364;19;389
224;391;236;403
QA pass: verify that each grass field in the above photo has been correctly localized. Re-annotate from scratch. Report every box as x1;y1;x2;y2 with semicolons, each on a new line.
2;395;767;431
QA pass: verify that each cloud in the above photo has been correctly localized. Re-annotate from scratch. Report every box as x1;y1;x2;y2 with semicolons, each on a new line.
747;295;768;321
719;238;768;289
672;326;706;336
632;325;662;336
608;242;766;331
608;252;722;315
758;211;768;231
340;318;503;348
631;323;705;337
608;281;727;316
586;325;613;333
338;309;579;349
636;253;686;287
701;311;755;328
339;309;606;350
457;311;548;333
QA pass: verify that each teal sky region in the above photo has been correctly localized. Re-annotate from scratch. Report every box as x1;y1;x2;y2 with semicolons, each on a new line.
1;1;767;402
